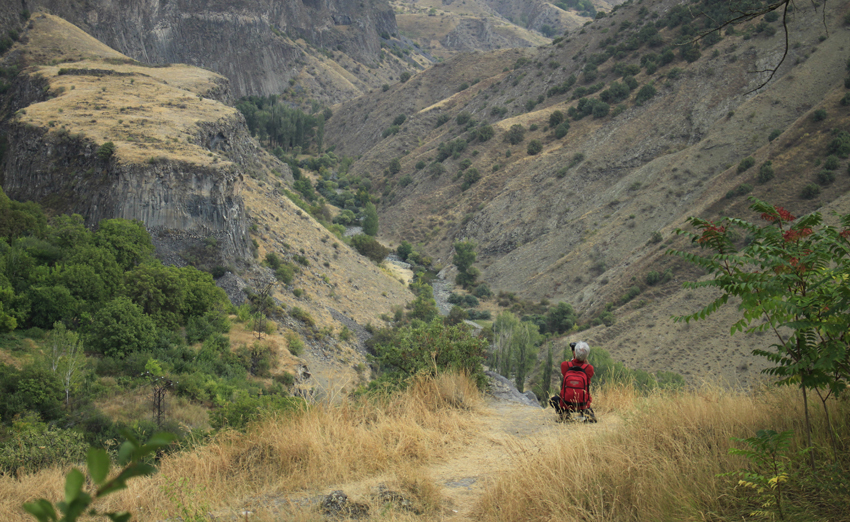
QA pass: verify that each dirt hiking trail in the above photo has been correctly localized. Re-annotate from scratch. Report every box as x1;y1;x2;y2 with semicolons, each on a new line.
427;397;619;520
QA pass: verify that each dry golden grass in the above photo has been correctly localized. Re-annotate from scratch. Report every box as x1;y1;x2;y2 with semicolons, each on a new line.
474;383;850;522
0;373;481;522
14;14;237;167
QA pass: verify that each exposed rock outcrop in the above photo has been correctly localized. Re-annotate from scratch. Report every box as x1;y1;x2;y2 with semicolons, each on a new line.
0;0;398;98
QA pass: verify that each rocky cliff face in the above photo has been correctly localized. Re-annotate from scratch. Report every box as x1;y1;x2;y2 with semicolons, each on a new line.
1;0;398;98
2;123;250;261
0;13;292;264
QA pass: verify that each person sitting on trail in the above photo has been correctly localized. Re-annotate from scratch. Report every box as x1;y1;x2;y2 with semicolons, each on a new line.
548;341;596;422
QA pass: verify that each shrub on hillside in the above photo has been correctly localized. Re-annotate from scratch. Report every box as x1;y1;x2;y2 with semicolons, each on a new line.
369;319;488;389
768;129;782;142
634;83;657;105
210;395;304;430
527;140;543;155
737;156;756;173
725;183;753;199
392;114;407;126
828;130;850;158
350;234;389;263
456;112;472;125
549;110;565;127
435;114;450;127
428;162;445;176
801;183;820;199
505;124;526;145
823;155;840;170
816;169;835;185
0;427;88;475
756;161;774;183
812;109;827;122
554;121;570;138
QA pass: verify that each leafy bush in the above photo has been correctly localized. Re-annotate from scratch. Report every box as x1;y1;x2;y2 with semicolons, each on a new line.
399;174;413;187
435;114;450;127
621;285;641;304
472;283;492;298
527;140;543;155
812;109;827;122
370;319;488;389
757;161;774;183
88;297;157;357
505;124;526;145
823;155;840;170
461;168;481;190
800;183;820;199
768;129;782;142
388;158;402;175
473;124;495;142
645;269;672;286
0;428;88;475
737;156;756;173
634;83;657;105
414;160;426;170
554;121;570;138
383;124;403;138
816;169;835;185
592;101;610;119
726;183;753;199
285;331;304;355
549;110;565;127
399;71;411;82
428;162;445;176
828;130;850;158
350;234;389;263
456;112;472;125
210;395;304;430
96;141;115;160
290;307;315;327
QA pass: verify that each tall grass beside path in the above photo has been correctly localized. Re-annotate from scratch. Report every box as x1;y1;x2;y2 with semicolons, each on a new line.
1;373;481;522
475;384;850;522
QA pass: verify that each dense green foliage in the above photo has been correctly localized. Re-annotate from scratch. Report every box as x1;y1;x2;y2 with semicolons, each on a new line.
369;319;488;390
235;95;325;152
671;198;850;460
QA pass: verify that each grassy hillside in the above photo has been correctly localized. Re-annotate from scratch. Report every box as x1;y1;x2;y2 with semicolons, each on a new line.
325;0;850;384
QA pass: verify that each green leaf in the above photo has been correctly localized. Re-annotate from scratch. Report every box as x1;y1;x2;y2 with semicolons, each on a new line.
106;512;132;522
65;469;85;503
117;440;135;466
23;499;57;522
87;448;110;485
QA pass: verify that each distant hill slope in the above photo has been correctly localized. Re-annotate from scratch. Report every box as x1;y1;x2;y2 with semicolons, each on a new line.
325;0;850;384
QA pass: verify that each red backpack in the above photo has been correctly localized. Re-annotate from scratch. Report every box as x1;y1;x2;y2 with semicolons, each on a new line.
560;363;590;409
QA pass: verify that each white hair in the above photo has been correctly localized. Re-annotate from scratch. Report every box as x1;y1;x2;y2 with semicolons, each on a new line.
573;341;590;362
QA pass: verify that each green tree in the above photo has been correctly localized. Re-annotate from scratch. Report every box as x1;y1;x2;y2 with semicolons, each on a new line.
491;311;520;378
396;240;413;261
545;302;577;334
45;322;86;407
512;320;540;392
362;202;379;236
505;124;526;145
94;219;154;271
407;281;439;323
123;263;186;329
372;318;488;388
669;198;850;463
453;240;479;288
87;297;157;358
350;234;389;262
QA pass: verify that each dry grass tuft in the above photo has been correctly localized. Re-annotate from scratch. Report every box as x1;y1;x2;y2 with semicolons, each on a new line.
474;384;850;522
